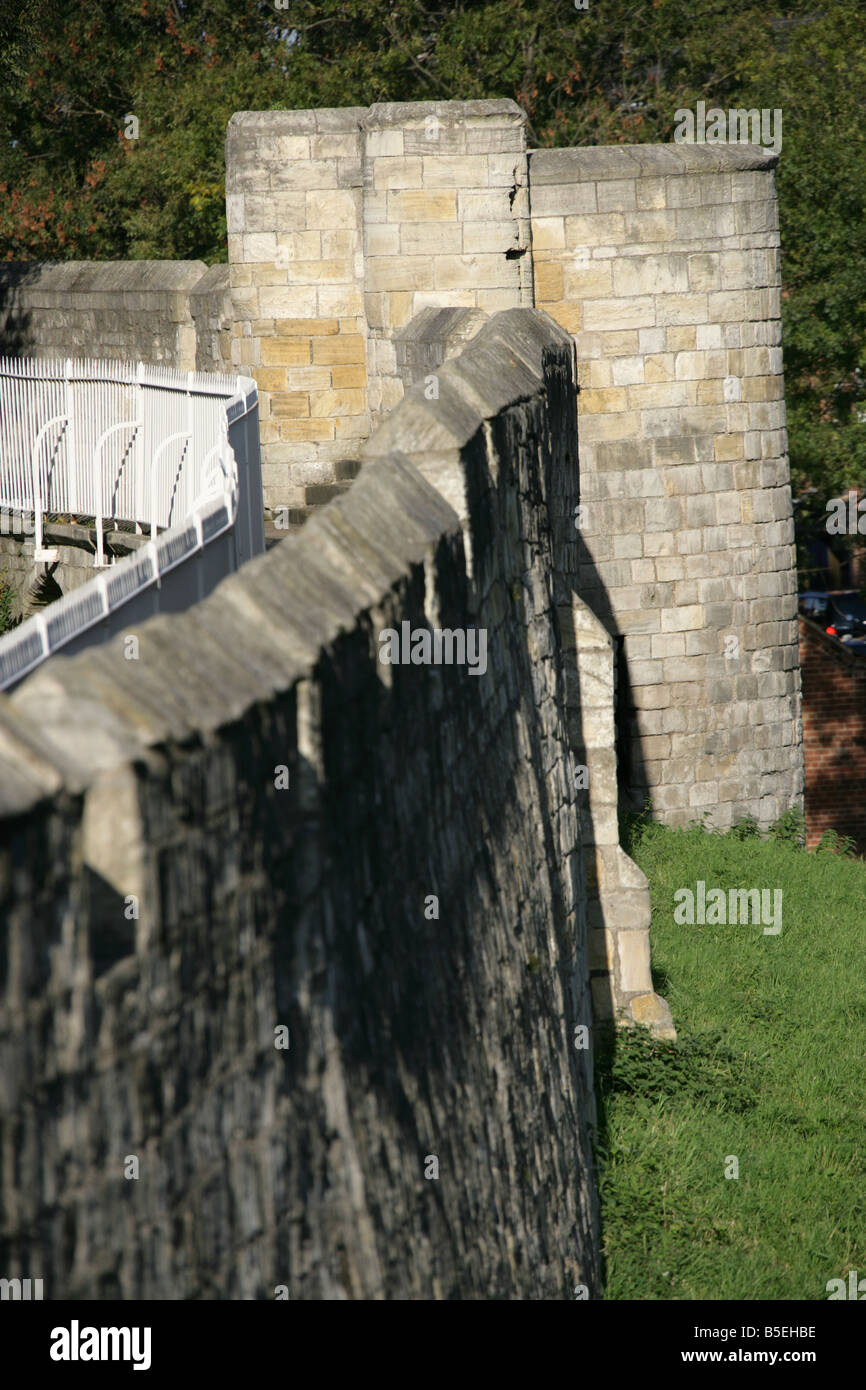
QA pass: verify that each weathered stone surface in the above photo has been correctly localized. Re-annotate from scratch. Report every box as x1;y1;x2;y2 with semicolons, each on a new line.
0;109;809;1299
0;310;604;1301
530;121;801;831
0;261;214;367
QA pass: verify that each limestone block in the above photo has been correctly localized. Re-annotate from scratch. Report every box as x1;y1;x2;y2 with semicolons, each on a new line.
435;254;513;291
270;392;311;418
731;170;771;202
583;297;655;331
311;133;363;160
387;190;457;222
365;256;434;292
624;210;678;242
457;190;515;221
588;928;615;972
707;290;747;323
364;129;405;158
596;179;637;212
656;293;709;327
617;927;651;992
310;388;367;417
531;217;566;250
420;155;490;188
675;205;735;240
634;176;666;209
612;255;689;297
462;222;520;254
369;156;423;190
564;212;625;244
306;190;360;230
362;224;399;259
477;289;523;312
268;160;341;193
279;419;336;443
318;286;365;317
563;263;613;299
313;334;366;364
629;993;676;1039
401;222;463;255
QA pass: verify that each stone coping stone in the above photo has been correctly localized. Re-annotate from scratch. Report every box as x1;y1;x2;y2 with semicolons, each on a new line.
366;307;572;456
363;99;526;128
228;108;368;137
0;703;65;818
0;260;209;294
394;306;489;347
189;263;231;297
528;142;778;181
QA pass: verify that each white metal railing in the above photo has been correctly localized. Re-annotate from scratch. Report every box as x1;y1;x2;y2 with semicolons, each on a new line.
0;357;249;565
0;357;261;690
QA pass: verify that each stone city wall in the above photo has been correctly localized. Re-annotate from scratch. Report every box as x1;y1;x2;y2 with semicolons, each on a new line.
0;310;623;1300
0;103;805;833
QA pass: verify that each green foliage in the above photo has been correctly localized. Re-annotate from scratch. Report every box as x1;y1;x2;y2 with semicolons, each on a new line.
815;826;858;859
727;812;762;841
767;804;806;849
0;0;40;101
619;798;655;856
1;2;864;503
0;569;61;632
0;0;293;262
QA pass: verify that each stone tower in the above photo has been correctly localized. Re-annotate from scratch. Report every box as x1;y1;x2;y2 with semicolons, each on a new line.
226;100;803;832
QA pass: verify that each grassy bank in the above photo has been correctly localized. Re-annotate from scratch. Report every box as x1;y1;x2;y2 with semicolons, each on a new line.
596;811;866;1300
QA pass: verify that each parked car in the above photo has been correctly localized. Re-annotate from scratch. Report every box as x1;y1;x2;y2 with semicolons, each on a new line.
799;589;866;640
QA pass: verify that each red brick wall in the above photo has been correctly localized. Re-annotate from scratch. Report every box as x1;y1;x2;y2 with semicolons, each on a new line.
799;617;866;852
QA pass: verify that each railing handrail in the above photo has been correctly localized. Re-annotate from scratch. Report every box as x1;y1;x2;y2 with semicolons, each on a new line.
29;411;67;556
0;491;236;690
0;355;243;396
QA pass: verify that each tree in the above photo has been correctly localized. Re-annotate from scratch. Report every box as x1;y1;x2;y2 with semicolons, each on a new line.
1;1;865;521
0;1;293;260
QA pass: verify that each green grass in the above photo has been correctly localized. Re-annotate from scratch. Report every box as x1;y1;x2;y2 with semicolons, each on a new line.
596;807;866;1300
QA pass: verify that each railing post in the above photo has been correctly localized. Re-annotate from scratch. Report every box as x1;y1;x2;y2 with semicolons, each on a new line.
186;370;195;527
92;420;138;567
135;360;146;527
95;474;104;567
65;358;78;513
34;611;50;661
30;412;63;562
150;430;191;539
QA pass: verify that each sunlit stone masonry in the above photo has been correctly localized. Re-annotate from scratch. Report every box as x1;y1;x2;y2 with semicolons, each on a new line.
227;100;802;835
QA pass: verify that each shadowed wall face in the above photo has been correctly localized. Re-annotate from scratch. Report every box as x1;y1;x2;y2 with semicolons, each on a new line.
0;312;601;1300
